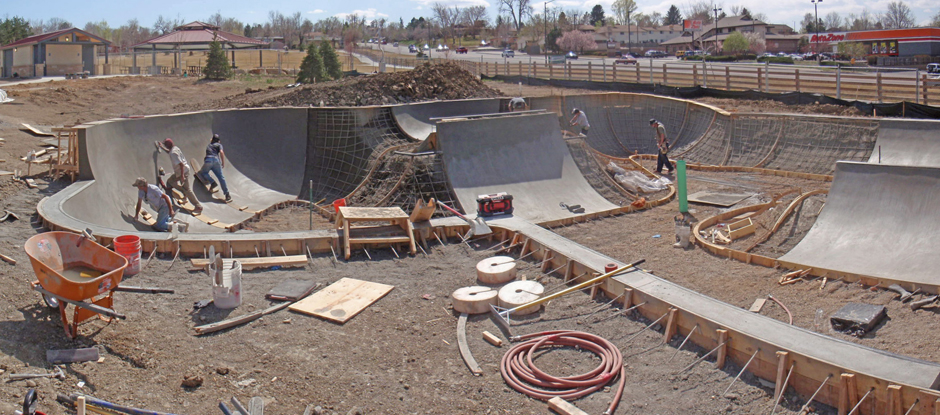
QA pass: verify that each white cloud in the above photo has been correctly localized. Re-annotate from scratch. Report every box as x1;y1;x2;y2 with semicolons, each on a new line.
416;6;423;10
308;9;325;14
409;0;490;8
335;8;390;20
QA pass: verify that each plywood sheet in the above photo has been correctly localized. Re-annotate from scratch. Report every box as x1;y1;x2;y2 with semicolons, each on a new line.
289;277;394;323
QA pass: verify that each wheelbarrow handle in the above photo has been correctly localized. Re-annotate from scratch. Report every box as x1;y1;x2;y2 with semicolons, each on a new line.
30;282;126;320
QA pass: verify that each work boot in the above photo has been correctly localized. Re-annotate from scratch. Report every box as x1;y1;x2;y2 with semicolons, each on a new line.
209;182;218;193
224;194;233;203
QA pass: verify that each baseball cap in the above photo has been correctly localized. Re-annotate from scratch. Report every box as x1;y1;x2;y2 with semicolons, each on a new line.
163;138;174;148
212;133;220;139
132;177;147;187
649;119;657;125
571;108;579;114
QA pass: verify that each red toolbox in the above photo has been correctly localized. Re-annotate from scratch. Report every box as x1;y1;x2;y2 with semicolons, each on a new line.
476;192;514;217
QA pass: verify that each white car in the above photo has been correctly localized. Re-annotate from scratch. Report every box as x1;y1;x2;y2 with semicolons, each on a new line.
790;54;804;61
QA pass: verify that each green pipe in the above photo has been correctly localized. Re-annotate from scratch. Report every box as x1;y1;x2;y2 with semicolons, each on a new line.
677;160;688;213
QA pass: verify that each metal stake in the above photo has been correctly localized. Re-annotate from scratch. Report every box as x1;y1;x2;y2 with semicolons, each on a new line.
797;374;833;414
433;231;446;246
390;246;400;259
622;301;647;315
487;238;511;251
770;362;796;415
547;261;569;275
903;399;920;415
722;348;760;396
676;338;729;374
846;388;874;415
363;247;372;260
670;324;700;362
624;311;670;343
329;245;338;263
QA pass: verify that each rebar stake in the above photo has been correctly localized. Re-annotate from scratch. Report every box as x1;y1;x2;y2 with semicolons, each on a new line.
676;338;730;374
669;323;699;362
624;311;670;343
846;388;874;415
797;374;833;414
770;362;796;415
722;348;761;396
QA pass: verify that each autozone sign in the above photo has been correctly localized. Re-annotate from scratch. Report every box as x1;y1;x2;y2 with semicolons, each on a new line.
683;20;703;31
811;33;846;42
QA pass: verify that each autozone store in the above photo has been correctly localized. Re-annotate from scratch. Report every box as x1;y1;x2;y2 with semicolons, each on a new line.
815;28;940;57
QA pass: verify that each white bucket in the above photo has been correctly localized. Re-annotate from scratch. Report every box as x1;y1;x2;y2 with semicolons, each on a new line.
210;260;242;309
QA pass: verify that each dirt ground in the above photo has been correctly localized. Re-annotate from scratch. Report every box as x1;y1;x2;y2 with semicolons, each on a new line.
0;72;926;415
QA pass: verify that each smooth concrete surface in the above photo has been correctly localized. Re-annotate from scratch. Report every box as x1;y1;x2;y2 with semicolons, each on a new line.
780;161;940;286
390;98;501;140
869;118;940;167
436;112;617;223
66;108;308;233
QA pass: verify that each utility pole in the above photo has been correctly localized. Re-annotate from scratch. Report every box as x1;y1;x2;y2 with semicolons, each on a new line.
544;0;554;63
627;10;632;55
811;0;822;59
713;6;722;55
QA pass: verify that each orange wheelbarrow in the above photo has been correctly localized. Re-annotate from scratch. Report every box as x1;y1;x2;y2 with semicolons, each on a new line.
24;231;128;338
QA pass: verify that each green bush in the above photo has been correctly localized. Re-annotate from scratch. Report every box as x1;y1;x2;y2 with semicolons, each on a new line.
684;55;704;61
297;43;325;84
203;39;232;80
735;53;757;61
705;55;737;62
867;55;879;66
819;61;842;67
756;56;794;64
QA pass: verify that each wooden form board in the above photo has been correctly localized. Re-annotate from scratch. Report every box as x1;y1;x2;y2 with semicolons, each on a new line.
190;255;307;271
289;277;394;323
728;217;756;240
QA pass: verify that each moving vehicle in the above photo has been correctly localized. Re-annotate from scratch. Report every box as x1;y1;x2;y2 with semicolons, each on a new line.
565;51;578;60
645;50;668;58
502;49;515;58
614;54;637;65
456;46;468;54
408;45;417;53
928;63;940;78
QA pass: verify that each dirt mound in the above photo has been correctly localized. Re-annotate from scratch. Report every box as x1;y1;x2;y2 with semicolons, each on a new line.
244;62;502;107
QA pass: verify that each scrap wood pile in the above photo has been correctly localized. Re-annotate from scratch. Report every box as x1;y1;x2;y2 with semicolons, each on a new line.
246;62;502;107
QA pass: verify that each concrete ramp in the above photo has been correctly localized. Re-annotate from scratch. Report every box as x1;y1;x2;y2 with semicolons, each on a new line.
869;118;940;167
779;161;940;286
436;112;616;223
391;99;501;140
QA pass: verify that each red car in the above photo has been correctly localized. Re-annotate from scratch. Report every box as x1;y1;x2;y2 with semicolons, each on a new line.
456;46;468;54
614;55;637;65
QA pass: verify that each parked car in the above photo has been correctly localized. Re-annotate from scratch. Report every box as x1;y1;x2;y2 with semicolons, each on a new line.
614;54;637;65
790;54;804;61
456;46;468;54
645;50;667;58
408;44;418;53
423;44;430;51
481;40;489;46
393;42;399;47
565;51;578;60
502;49;515;58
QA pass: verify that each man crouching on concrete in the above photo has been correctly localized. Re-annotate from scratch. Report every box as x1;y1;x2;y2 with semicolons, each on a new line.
133;177;174;231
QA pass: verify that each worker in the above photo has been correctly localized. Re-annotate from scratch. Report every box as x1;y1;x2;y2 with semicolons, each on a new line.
133;177;174;231
157;138;203;214
509;97;528;112
569;108;590;136
195;133;232;203
650;119;674;174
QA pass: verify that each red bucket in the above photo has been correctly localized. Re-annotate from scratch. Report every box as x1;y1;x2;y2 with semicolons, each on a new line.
332;198;347;213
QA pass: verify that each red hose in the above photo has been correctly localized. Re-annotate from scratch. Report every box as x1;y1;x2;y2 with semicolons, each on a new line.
500;331;626;415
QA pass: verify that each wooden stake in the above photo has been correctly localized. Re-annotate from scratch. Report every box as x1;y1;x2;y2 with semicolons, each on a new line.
623;287;634;309
77;396;86;415
775;351;789;401
0;252;16;265
663;308;679;342
715;329;729;369
547;397;589;415
839;373;857;415
482;331;502;347
887;385;902;415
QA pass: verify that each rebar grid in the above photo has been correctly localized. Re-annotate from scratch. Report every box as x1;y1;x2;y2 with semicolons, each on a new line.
761;117;878;174
383;152;461;217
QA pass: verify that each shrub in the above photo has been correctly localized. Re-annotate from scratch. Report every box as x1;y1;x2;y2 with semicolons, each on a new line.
297;43;325;84
203;39;232;80
867;55;879;66
757;56;794;64
319;41;343;80
705;55;737;62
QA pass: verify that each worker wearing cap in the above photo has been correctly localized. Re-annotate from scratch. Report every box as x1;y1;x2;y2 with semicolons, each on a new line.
157;138;202;214
569;108;590;136
195;133;232;203
508;97;528;112
133;177;174;231
650;119;674;174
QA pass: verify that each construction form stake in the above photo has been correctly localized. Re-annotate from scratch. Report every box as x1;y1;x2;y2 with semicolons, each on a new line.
770;362;796;415
622;301;648;316
846;388;874;415
722;348;761;396
676;338;729;374
624;311;670;343
670;324;700;362
797;374;833;414
903;399;920;415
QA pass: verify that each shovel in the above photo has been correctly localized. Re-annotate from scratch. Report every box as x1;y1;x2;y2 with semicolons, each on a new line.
436;201;492;239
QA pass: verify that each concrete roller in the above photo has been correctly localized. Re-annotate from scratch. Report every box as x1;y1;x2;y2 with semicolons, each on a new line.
498;281;545;316
476;256;517;284
451;286;498;314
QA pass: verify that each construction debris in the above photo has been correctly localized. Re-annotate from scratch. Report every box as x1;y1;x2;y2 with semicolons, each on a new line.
830;303;887;336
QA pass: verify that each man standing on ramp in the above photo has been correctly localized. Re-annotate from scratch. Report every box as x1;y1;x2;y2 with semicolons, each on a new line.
509;97;528;112
650;119;673;174
156;138;203;214
569;108;590;136
195;134;233;203
133;177;174;231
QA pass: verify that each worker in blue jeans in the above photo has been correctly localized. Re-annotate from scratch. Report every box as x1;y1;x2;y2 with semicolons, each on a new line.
195;134;232;203
133;177;174;231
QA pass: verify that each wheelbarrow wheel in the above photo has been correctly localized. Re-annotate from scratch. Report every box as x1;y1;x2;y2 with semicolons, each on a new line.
42;294;59;309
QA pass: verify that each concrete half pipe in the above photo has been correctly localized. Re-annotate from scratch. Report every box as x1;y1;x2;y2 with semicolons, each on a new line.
869;118;940;167
436;112;616;223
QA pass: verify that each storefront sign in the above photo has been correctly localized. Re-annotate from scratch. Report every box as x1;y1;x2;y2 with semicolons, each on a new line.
810;33;846;42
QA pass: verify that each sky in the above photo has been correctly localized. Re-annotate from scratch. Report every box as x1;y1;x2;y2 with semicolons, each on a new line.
1;0;937;33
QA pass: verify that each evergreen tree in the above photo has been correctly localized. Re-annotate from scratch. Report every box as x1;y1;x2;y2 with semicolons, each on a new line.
0;16;31;46
319;41;342;80
203;38;232;80
664;5;682;25
590;5;606;26
297;42;325;83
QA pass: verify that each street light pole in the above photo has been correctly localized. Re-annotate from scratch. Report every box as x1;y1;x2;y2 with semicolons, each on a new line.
627;10;631;55
544;1;554;63
811;0;822;58
713;6;722;55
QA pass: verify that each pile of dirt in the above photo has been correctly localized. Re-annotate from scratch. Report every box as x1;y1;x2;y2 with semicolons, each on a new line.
244;62;502;107
694;97;868;117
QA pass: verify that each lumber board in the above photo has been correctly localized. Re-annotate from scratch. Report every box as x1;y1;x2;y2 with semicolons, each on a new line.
547;397;590;415
410;198;436;223
457;312;483;375
482;331;503;347
728;218;756;240
347;236;412;244
194;301;293;335
0;252;16;265
190;255;307;271
21;123;55;136
749;298;767;313
288;277;394;323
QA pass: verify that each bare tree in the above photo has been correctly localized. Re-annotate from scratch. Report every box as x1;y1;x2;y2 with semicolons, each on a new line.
154;15;173;34
824;12;843;31
933;10;940;27
881;1;915;28
84;20;112;40
846;10;877;30
498;0;533;30
432;3;460;44
461;6;488;38
612;0;638;26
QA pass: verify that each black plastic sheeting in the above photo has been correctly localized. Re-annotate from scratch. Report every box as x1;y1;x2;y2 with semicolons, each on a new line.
484;74;940;119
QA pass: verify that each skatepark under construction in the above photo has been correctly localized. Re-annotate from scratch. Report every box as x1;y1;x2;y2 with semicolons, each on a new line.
34;92;940;414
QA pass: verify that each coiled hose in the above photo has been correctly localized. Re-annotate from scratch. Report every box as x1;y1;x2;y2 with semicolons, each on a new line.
500;330;626;415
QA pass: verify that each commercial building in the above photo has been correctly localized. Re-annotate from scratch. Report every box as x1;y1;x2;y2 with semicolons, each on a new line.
813;28;940;57
660;16;801;54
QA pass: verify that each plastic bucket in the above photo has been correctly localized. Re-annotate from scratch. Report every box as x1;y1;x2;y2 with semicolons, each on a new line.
113;235;141;276
211;260;242;309
332;198;347;213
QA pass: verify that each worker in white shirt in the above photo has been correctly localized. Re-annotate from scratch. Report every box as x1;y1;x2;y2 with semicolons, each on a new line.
569;108;590;136
156;138;203;214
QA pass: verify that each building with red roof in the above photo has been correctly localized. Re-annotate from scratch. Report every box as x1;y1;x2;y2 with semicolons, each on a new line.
131;21;268;74
1;28;111;78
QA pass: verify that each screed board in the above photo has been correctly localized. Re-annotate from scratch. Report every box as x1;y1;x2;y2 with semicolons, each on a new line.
289;277;394;323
